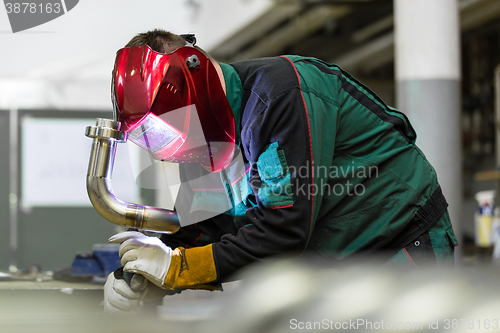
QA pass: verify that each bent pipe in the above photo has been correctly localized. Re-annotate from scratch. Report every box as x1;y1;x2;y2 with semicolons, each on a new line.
85;118;180;234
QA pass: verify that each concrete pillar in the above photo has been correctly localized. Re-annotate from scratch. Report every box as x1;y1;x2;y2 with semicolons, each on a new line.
394;0;462;259
9;104;18;272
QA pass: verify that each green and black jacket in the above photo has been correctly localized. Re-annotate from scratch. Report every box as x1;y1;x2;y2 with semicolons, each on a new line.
161;56;449;281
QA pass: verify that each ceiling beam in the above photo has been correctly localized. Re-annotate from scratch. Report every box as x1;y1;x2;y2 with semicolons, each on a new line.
209;2;304;61
230;5;352;62
351;14;393;43
333;32;394;73
460;0;500;31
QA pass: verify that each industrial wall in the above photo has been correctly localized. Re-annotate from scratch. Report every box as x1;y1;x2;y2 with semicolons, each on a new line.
0;110;118;271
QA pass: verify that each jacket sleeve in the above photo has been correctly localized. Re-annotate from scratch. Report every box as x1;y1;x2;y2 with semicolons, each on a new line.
160;219;226;249
212;82;330;281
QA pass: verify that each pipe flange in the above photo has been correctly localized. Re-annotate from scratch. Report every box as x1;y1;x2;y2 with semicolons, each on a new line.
85;125;127;142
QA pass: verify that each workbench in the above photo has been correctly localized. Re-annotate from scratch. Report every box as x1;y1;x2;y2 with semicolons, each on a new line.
0;277;226;333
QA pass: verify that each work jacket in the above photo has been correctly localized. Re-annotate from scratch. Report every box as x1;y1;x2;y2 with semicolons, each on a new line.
161;56;449;281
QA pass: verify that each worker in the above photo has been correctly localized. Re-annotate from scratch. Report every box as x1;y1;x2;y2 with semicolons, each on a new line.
104;29;458;314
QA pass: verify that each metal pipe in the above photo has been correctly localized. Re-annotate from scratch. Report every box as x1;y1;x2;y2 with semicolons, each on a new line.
85;118;180;234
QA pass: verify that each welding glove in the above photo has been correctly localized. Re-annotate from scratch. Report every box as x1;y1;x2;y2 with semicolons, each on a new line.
109;231;218;291
103;271;167;315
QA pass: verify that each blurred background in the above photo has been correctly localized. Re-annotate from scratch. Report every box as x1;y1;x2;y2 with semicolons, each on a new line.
2;0;500;331
0;0;500;332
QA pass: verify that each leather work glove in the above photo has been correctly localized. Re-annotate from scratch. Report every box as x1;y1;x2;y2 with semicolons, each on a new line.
103;270;167;315
109;231;219;291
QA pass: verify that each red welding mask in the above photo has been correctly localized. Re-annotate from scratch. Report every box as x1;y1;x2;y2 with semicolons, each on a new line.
112;45;235;173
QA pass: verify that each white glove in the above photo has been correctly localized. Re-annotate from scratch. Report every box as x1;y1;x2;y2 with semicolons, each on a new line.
104;271;145;315
104;271;168;315
109;231;173;288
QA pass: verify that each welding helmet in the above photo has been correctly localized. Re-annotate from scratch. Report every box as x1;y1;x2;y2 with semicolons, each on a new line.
112;43;235;173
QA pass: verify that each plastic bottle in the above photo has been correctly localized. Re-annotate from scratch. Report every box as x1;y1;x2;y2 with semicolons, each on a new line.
474;190;496;247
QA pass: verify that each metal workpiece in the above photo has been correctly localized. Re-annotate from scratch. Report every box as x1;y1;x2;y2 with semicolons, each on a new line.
85;118;180;234
85;118;127;142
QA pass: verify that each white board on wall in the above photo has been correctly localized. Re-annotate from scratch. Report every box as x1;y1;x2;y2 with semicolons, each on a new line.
21;117;139;207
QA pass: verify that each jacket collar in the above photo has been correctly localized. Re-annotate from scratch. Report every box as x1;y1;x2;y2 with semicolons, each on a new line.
219;62;242;146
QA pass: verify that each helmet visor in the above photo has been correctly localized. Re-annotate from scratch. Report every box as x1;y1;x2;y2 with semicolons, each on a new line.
128;113;182;153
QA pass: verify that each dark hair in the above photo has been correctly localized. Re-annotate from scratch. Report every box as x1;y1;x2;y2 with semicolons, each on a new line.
125;29;186;53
